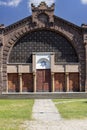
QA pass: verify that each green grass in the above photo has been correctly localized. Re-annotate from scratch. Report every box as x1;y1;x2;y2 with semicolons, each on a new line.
0;99;34;130
53;99;87;119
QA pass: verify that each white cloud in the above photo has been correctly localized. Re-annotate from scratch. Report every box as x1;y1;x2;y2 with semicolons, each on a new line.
28;0;55;12
0;0;22;7
0;0;55;10
29;0;55;6
81;0;87;4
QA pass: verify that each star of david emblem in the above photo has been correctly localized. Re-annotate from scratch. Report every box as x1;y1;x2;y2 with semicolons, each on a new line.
41;61;47;67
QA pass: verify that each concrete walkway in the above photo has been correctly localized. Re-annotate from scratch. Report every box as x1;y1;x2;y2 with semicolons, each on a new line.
32;99;61;121
22;99;87;130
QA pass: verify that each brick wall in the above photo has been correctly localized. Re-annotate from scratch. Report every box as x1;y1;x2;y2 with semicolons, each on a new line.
0;46;2;93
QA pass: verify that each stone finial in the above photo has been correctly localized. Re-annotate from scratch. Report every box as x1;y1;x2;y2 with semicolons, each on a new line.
81;24;87;28
31;2;55;11
31;2;55;25
0;24;5;29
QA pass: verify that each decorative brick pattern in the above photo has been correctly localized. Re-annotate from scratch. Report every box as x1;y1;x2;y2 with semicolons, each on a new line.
31;2;54;25
9;30;78;63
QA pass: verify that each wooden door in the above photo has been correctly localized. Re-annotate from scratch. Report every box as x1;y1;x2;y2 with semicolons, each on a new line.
54;73;65;92
36;69;51;92
69;73;79;92
8;73;19;92
22;73;33;92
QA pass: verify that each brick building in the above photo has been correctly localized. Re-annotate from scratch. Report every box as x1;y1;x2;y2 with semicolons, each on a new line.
0;2;87;94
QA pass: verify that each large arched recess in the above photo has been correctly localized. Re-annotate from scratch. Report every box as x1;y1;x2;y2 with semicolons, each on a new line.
2;28;85;92
8;29;79;63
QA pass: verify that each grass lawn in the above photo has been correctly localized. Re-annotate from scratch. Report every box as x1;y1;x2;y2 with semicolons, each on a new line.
0;99;34;130
53;99;87;119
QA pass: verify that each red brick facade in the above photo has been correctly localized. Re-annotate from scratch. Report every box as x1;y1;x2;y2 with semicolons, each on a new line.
0;2;87;94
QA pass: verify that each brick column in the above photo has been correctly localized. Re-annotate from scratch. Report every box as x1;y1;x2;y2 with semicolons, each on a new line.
51;72;55;92
85;44;87;92
65;73;69;92
33;72;36;93
19;73;22;93
82;25;87;91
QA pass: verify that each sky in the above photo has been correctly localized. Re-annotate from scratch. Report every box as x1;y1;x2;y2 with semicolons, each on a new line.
0;0;87;27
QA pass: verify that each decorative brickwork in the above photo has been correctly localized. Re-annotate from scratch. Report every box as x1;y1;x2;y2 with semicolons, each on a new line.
0;26;4;93
0;46;3;94
31;2;54;26
82;24;87;91
9;30;78;63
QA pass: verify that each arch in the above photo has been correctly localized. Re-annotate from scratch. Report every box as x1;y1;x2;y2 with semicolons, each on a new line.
8;29;79;63
2;27;85;92
3;28;81;63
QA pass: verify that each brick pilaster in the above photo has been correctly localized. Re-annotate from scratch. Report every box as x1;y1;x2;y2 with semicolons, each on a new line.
85;44;87;92
82;24;87;92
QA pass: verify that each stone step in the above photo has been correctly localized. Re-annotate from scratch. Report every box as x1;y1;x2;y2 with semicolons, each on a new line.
0;92;87;99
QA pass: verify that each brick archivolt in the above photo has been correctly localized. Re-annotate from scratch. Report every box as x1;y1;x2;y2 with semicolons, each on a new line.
2;19;85;91
4;26;84;63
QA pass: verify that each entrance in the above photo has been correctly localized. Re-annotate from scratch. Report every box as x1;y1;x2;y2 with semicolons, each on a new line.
36;69;51;92
8;73;19;92
54;73;65;92
69;73;79;92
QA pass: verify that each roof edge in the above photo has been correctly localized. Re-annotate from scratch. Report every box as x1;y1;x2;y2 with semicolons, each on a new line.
54;15;81;30
4;16;32;33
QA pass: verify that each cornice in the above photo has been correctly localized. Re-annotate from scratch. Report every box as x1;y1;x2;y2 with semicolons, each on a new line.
3;15;82;34
4;16;32;34
54;16;81;32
